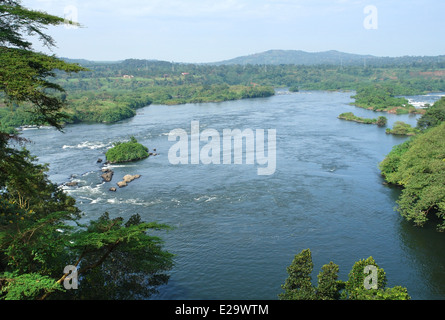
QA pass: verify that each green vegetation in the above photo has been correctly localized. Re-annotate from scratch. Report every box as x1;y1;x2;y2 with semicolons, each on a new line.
105;136;150;163
417;97;445;130
338;112;387;126
380;122;445;231
385;121;419;136
351;84;418;113
2;47;445;131
279;249;410;300
380;98;445;230
0;1;173;300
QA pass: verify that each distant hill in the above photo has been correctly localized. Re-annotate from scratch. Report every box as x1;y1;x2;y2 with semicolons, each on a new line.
211;50;375;66
210;49;445;67
60;50;445;68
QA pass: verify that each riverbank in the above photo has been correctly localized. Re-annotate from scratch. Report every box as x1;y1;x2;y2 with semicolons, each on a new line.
0;84;275;133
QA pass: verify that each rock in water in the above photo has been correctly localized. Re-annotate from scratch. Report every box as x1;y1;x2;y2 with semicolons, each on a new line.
123;174;141;183
117;181;127;188
101;170;114;182
117;174;141;188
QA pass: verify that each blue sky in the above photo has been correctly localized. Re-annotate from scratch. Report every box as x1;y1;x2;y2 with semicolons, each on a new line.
22;0;445;63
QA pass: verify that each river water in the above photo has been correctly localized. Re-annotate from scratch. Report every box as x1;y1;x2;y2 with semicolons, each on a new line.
21;90;445;300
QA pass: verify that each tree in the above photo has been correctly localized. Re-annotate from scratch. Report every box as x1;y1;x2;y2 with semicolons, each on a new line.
376;116;387;127
385;121;419;136
279;249;410;300
0;0;86;130
0;1;173;300
342;257;410;300
278;249;316;300
316;261;341;300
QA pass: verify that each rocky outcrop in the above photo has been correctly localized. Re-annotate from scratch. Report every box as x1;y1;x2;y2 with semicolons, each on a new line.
65;181;78;187
123;174;141;183
101;169;114;182
117;174;141;188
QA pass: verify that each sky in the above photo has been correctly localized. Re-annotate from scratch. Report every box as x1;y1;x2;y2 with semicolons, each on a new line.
21;0;445;63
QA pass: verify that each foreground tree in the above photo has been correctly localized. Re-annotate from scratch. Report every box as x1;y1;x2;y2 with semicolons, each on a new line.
279;249;410;300
0;1;173;300
278;249;317;300
0;0;86;130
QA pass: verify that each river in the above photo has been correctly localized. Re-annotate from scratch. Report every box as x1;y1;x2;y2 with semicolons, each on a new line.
21;90;445;300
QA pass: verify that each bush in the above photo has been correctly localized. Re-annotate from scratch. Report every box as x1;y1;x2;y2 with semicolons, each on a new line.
376;116;388;127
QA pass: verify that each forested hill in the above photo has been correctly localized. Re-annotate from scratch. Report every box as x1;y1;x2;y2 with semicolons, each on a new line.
209;50;445;67
211;50;375;66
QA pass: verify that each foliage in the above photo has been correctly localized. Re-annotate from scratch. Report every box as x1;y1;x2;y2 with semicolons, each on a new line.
105;136;149;163
61;212;173;300
385;121;419;136
417;97;445;130
376;116;388;127
342;256;410;300
279;249;410;300
380;122;445;230
0;272;64;300
278;249;316;300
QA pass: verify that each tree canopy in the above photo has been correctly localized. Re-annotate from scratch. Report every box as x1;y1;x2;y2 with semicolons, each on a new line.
279;249;410;300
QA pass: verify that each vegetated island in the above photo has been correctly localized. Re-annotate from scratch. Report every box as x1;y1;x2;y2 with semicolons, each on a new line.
338;112;387;126
385;121;419;136
351;84;424;115
105;136;150;164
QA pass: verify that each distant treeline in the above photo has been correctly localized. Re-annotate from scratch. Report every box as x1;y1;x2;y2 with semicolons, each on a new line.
1;58;445;132
56;58;445;92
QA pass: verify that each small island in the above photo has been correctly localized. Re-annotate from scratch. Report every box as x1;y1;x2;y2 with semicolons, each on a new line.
105;136;150;163
338;112;387;127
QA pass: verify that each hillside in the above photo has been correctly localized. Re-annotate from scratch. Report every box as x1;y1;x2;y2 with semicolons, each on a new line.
210;49;445;67
211;49;374;66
